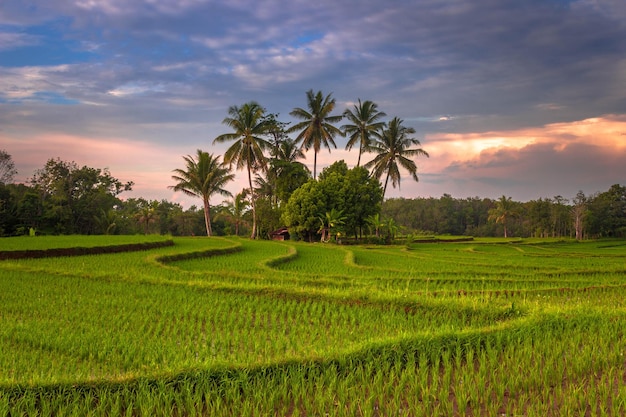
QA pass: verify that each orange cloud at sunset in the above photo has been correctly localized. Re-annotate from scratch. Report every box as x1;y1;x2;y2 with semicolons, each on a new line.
385;115;626;201
423;115;626;172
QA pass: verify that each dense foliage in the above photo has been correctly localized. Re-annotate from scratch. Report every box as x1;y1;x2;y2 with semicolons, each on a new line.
282;161;383;241
383;185;626;239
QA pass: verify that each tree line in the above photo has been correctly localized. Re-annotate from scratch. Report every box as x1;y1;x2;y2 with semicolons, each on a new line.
383;188;626;239
1;88;624;240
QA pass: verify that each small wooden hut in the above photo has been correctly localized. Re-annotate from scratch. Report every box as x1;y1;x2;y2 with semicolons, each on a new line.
270;227;290;241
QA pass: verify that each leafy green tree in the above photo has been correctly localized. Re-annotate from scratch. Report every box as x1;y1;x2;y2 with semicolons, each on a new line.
267;137;311;207
263;112;291;152
0;150;17;185
364;117;429;198
525;198;552;238
282;180;326;241
586;184;626;237
170;150;234;236
382;195;496;236
254;137;309;209
172;205;202;236
342;99;386;167
154;200;186;235
282;161;382;241
28;158;133;234
550;195;570;238
16;189;42;233
571;191;587;240
342;164;383;239
288;89;343;179
214;102;272;239
254;195;283;239
488;195;518;238
0;183;16;235
274;160;311;206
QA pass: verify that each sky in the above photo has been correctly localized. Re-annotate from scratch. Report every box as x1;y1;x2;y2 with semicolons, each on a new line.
1;0;625;208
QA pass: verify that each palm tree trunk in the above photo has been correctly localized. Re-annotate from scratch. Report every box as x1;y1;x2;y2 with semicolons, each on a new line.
203;197;212;236
313;150;318;180
383;173;390;199
248;164;257;239
357;142;363;167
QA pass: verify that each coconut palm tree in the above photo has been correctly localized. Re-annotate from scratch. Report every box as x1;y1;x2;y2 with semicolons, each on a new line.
288;89;343;179
272;138;306;164
341;99;386;167
214;101;272;239
218;191;250;236
488;195;518;238
135;199;160;235
169;149;234;236
364;117;429;198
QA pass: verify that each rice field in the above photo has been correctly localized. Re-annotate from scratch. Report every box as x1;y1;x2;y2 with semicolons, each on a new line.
0;236;625;416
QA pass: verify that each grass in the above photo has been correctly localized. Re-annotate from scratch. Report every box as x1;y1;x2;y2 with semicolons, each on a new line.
0;234;170;251
0;236;625;415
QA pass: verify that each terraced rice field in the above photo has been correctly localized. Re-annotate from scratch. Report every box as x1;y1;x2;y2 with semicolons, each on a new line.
0;236;625;416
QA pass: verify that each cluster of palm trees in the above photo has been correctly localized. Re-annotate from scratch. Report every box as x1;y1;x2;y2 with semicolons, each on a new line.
170;89;429;238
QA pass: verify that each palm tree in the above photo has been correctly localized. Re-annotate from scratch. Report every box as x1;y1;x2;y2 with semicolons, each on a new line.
214;102;272;239
385;217;399;240
272;138;306;164
94;209;117;235
135;199;160;235
264;138;308;205
364;117;429;198
341;99;386;167
254;174;276;207
288;89;343;179
365;213;385;238
169;149;234;236
218;191;250;236
488;195;518;238
318;208;346;242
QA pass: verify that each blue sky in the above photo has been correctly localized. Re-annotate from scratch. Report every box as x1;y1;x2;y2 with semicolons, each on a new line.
1;0;625;207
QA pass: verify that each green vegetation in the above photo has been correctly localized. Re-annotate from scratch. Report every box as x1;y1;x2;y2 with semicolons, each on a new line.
0;235;169;251
169;150;235;237
282;161;382;241
1;236;625;415
364;116;429;198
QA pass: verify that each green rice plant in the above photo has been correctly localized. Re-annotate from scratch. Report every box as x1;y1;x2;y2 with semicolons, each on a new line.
1;236;626;415
0;234;170;251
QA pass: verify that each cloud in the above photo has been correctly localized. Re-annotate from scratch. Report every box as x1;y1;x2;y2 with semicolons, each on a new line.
2;0;626;206
413;116;626;200
0;31;40;51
